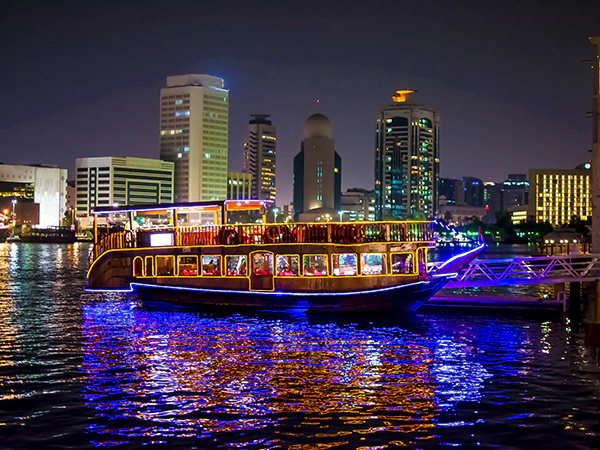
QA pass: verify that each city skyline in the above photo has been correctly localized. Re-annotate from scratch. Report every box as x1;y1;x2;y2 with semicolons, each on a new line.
1;1;599;205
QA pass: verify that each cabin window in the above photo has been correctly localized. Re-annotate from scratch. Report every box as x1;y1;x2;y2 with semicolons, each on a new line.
144;256;154;277
332;253;357;276
156;255;175;276
418;248;428;274
276;255;299;276
227;256;247;276
391;253;414;274
361;253;386;275
133;256;144;277
178;255;198;276
202;255;221;276
252;253;273;276
304;255;328;276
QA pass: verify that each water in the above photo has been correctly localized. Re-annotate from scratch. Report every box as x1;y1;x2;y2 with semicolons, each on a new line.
1;244;600;449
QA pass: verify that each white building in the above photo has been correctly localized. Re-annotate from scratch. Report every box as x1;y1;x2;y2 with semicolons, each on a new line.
159;74;229;203
374;90;440;219
243;114;276;201
340;188;376;221
293;114;342;219
75;157;174;223
0;164;67;227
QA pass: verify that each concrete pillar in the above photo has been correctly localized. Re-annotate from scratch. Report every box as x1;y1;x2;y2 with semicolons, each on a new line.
570;281;582;316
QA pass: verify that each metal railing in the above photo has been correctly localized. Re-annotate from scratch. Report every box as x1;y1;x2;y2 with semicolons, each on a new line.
92;221;434;261
430;254;600;287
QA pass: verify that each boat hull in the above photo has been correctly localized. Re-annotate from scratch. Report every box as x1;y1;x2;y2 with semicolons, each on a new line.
128;276;451;312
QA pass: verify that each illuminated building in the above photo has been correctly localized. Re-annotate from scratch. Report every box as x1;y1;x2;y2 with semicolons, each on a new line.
75;157;174;224
340;188;376;221
502;174;528;210
528;164;591;226
438;178;463;205
243;114;276;201
590;37;600;248
509;206;528;225
227;172;252;200
375;90;439;219
0;163;67;227
461;177;484;207
482;181;503;224
293;114;342;220
437;203;485;227
159;74;229;202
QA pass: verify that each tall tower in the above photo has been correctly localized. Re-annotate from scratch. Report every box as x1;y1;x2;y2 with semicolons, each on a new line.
242;114;277;201
293;114;342;218
590;37;600;250
374;90;439;220
159;74;229;203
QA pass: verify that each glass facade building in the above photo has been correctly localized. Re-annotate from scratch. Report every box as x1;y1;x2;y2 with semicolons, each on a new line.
243;114;276;201
374;90;439;219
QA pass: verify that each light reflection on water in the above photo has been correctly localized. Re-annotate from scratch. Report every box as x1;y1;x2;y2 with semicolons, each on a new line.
1;243;600;449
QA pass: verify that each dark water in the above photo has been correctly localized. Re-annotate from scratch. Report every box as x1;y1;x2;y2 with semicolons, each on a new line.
2;244;600;449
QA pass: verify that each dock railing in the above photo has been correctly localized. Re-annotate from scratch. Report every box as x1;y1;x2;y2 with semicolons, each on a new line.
92;221;434;261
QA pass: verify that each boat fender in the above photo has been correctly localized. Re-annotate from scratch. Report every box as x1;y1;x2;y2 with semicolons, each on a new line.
354;225;365;243
265;225;281;243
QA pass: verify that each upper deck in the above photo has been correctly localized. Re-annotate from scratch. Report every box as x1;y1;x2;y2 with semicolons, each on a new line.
89;200;435;263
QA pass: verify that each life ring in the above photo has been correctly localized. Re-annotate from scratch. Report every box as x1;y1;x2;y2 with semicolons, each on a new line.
265;225;281;243
219;228;239;245
354;225;365;243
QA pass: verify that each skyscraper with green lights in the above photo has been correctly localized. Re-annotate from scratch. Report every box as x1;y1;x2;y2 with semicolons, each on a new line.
374;90;439;220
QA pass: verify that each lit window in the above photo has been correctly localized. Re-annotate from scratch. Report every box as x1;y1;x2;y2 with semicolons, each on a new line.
226;256;247;276
202;256;221;276
177;153;182;158
253;253;273;276
304;255;327;276
391;253;414;274
178;256;198;276
175;100;183;105
361;253;386;275
332;254;357;276
276;255;299;276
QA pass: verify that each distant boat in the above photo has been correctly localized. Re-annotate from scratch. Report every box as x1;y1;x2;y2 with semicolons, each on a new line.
86;200;485;312
8;227;77;244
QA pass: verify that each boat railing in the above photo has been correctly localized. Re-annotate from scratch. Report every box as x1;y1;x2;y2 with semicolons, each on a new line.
92;221;434;261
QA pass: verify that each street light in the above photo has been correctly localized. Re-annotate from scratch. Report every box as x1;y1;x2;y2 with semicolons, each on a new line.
338;210;344;222
273;207;279;223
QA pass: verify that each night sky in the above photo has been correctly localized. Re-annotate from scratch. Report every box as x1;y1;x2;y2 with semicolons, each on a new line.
2;1;599;204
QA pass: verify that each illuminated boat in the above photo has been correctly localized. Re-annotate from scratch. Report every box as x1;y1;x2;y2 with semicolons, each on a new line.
86;200;484;312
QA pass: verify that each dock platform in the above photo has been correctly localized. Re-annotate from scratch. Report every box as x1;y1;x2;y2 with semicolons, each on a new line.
424;294;565;313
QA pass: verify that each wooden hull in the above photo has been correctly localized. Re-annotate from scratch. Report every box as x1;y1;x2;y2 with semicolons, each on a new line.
129;276;451;312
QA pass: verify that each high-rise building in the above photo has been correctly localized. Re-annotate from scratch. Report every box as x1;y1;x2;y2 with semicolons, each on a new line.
528;164;591;226
227;172;252;200
293;114;342;220
503;174;529;210
482;181;504;224
75;157;174;224
439;178;459;204
242;114;276;201
461;177;484;207
159;74;229;203
374;90;439;219
590;37;600;249
0;163;68;227
340;188;376;221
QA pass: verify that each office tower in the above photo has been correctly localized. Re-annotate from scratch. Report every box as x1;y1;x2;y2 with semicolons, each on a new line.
439;178;458;204
293;114;342;220
242;114;276;201
75;157;174;224
374;90;439;220
482;181;504;224
502;174;528;210
340;188;376;221
227;172;253;200
591;37;600;248
159;74;229;203
461;177;484;207
528;164;591;226
0;164;67;227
